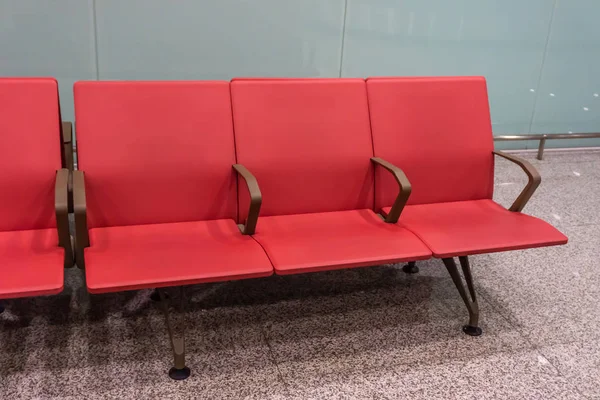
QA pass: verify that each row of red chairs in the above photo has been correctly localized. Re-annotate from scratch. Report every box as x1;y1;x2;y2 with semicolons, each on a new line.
0;77;567;380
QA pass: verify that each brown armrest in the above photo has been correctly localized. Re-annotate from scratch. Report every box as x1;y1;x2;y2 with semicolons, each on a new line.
73;169;89;269
55;168;74;268
233;164;262;235
371;157;412;223
493;150;541;212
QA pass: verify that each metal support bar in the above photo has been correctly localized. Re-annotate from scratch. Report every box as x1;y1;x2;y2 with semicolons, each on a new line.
494;132;600;161
537;137;547;161
158;287;190;380
442;257;482;336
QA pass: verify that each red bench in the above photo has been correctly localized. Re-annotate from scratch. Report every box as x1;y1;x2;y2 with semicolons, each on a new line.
65;76;566;380
366;76;568;335
0;78;72;308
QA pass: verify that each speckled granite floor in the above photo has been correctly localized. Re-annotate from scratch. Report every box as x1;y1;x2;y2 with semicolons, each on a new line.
1;149;599;400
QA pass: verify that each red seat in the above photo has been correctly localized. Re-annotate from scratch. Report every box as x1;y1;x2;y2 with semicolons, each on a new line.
230;78;431;273
385;200;567;258
0;229;64;299
0;78;71;300
85;220;272;293
367;76;567;257
73;81;273;292
253;210;430;275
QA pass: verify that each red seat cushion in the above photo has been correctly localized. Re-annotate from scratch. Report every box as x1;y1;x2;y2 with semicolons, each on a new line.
84;219;273;293
251;210;431;275
0;229;64;299
385;200;568;258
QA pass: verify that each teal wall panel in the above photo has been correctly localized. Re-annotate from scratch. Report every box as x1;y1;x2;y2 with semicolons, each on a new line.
342;0;554;147
0;0;599;149
530;0;600;148
0;0;97;123
94;0;345;80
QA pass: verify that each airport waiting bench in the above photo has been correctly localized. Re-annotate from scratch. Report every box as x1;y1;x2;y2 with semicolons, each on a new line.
0;76;567;381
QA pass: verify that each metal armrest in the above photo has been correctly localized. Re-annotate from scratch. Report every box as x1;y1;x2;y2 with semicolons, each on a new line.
371;157;412;223
493;150;541;212
233;164;262;235
73;170;89;268
55;168;73;268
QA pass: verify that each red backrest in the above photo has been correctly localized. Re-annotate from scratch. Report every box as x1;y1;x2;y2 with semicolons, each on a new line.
231;78;374;219
74;81;237;228
0;78;61;232
367;77;494;209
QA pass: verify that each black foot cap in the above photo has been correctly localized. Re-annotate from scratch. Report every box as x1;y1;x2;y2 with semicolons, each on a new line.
150;290;168;302
169;366;191;380
462;325;483;336
402;263;419;274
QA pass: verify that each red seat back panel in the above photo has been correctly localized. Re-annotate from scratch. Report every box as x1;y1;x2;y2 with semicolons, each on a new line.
74;81;237;228
231;79;375;219
367;77;494;209
0;78;61;232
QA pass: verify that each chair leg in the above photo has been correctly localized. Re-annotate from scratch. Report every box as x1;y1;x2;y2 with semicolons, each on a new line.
402;261;419;274
150;289;161;302
442;256;482;336
0;301;4;314
151;289;171;302
158;287;190;380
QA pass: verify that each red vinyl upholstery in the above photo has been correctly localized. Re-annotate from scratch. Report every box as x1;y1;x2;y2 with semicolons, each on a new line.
74;81;238;229
367;77;495;208
0;229;64;299
0;78;62;232
252;210;430;275
231;78;375;219
0;78;65;299
368;77;567;257
85;220;272;293
231;79;431;273
74;81;273;292
383;200;568;258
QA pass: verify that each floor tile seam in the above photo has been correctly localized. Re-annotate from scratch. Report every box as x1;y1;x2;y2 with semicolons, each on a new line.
257;322;292;396
472;285;541;351
533;345;593;399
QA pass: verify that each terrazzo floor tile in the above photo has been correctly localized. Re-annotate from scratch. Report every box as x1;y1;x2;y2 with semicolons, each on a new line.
494;153;578;182
282;368;396;400
259;263;465;377
470;224;600;346
537;341;600;400
382;349;586;400
534;149;600;163
280;349;586;399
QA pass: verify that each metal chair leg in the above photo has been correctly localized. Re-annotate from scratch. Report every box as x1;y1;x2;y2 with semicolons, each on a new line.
150;289;162;302
402;261;419;274
442;257;482;336
158;287;190;380
151;288;172;302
